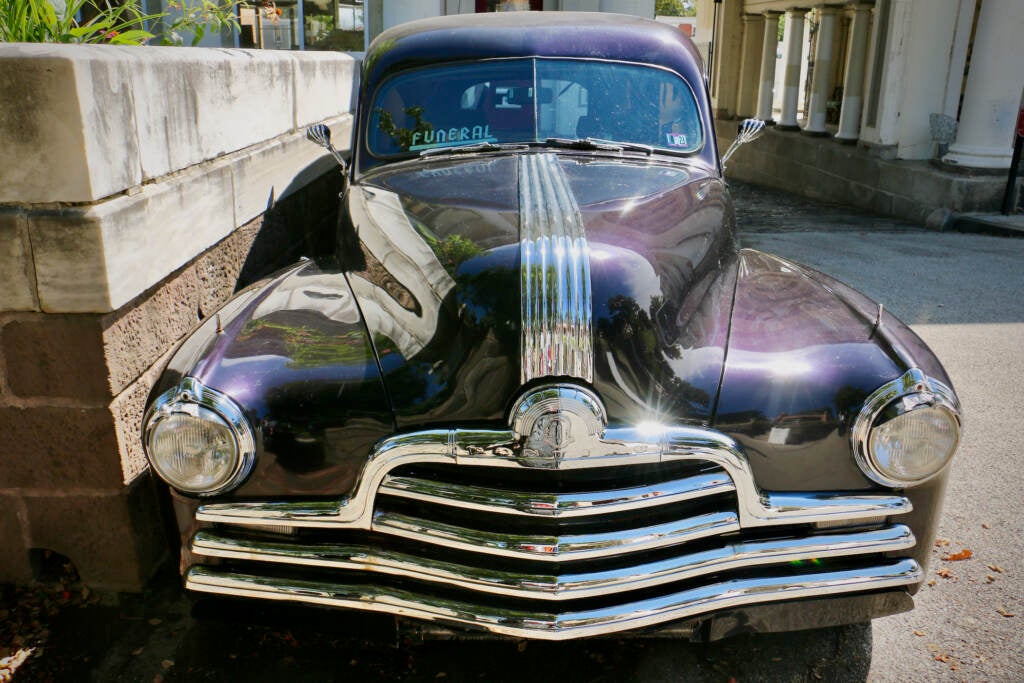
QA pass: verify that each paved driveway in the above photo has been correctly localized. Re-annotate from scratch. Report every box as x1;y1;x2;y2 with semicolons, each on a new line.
740;221;1024;683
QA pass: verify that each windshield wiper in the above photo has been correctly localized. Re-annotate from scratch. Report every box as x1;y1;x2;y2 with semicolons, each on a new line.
418;141;528;158
544;137;654;155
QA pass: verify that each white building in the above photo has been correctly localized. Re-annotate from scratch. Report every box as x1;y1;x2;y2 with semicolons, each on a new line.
698;0;1023;221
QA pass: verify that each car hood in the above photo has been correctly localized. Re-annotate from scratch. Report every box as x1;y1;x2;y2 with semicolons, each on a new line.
345;152;735;429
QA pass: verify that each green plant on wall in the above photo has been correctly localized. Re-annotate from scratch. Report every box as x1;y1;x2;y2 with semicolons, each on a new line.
0;0;241;46
152;0;241;46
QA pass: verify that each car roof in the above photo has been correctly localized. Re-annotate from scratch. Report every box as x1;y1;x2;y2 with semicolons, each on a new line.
363;11;707;90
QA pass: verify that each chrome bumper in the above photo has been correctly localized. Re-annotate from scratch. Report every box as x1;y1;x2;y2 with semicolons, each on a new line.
186;558;921;640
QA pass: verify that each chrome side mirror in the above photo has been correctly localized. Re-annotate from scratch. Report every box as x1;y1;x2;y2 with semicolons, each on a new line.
721;118;766;170
306;123;348;172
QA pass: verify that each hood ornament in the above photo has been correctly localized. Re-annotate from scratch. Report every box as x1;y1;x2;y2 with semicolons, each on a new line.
510;384;607;469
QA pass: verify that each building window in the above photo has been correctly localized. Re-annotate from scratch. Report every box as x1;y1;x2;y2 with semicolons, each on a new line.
304;0;365;51
476;0;543;11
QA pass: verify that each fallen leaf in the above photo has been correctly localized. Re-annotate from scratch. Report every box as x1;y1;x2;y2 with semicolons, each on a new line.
936;568;954;579
913;629;926;637
927;579;937;587
436;674;448;679
934;653;952;663
935;538;950;547
996;608;1015;618
986;575;996;583
981;523;991;529
943;549;973;561
926;643;940;653
987;564;1003;573
148;618;162;626
161;659;174;670
131;647;144;656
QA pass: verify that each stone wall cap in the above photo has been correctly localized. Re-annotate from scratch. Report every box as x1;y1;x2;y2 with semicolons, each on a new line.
0;44;357;205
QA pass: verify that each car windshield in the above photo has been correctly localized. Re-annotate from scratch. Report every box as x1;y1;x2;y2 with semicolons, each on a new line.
367;58;703;159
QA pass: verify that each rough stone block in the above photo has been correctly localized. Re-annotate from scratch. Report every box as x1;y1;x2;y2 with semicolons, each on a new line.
909;167;957;208
2;315;110;401
23;476;167;590
956;177;1005;212
891;195;930;225
111;352;173;484
29;164;235;313
0;496;32;583
877;162;907;194
0;406;122;488
0;211;39;312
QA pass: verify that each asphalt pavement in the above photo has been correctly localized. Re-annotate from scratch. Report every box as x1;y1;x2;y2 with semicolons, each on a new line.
4;181;1022;682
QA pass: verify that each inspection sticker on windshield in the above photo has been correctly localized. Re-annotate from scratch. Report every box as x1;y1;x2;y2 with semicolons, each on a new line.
665;133;688;148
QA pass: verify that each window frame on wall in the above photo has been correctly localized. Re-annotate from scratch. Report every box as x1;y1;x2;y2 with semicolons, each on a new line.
475;0;543;12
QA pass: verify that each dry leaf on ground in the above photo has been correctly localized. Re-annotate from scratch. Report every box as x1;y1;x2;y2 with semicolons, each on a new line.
942;549;973;561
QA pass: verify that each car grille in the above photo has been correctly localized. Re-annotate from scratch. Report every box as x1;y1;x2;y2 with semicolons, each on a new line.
186;435;921;639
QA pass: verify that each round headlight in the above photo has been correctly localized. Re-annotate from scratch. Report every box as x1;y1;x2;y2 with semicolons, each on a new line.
144;379;255;495
852;369;961;488
869;405;959;484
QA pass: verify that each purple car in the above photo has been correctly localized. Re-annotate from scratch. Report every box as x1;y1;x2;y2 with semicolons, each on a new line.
142;12;961;641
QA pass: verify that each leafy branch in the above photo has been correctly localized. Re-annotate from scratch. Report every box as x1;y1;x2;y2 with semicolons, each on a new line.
0;0;242;46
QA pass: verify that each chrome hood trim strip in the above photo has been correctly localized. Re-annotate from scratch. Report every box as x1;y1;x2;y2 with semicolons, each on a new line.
186;558;922;640
519;154;593;383
191;524;916;602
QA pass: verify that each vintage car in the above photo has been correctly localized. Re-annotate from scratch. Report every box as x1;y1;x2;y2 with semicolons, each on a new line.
142;12;961;641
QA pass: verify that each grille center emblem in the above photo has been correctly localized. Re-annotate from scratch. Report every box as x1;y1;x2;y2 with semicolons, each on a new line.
510;384;606;469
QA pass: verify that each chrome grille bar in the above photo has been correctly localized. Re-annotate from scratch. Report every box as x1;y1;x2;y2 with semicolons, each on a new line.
191;524;915;602
377;469;735;518
186;558;922;641
195;424;912;531
370;509;740;561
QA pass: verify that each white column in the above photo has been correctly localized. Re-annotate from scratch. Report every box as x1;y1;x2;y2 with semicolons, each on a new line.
756;11;781;122
778;8;808;130
835;3;872;142
803;6;839;134
737;14;766;118
383;1;443;31
943;0;1024;169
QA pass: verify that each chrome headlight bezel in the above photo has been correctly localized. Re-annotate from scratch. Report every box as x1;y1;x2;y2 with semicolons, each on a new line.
143;377;256;496
851;368;961;488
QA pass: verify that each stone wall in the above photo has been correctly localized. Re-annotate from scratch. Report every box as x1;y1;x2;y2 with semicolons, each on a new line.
0;44;357;589
718;121;1016;226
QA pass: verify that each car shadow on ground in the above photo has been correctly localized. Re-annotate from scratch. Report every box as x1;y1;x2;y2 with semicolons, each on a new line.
14;570;872;683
